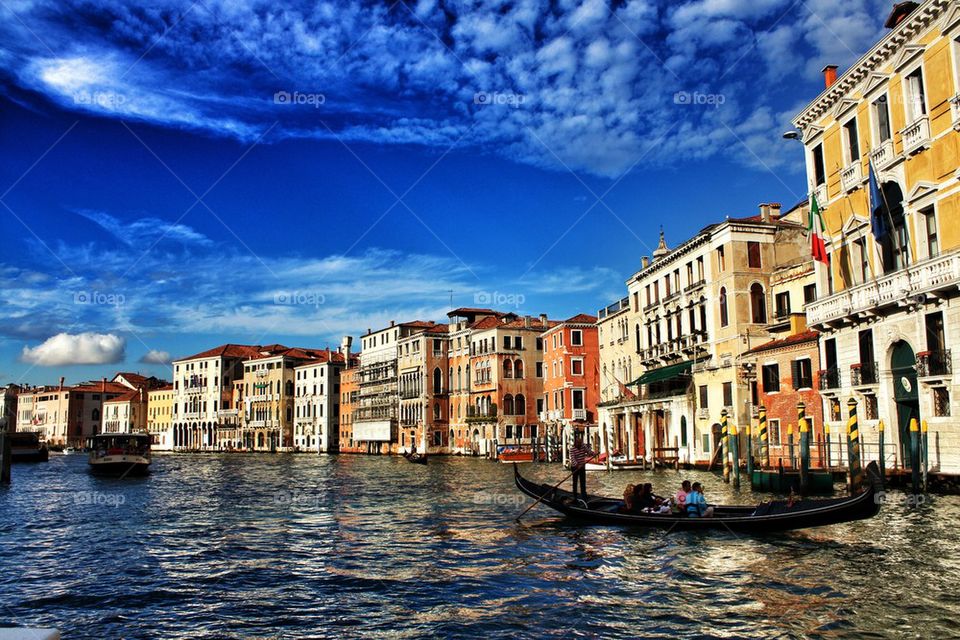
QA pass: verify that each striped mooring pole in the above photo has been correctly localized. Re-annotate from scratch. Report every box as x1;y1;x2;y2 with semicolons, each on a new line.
922;419;929;493
721;409;730;484
909;418;920;496
787;423;795;468
877;419;886;485
758;404;769;468
730;421;741;489
798;402;810;494
847;397;863;493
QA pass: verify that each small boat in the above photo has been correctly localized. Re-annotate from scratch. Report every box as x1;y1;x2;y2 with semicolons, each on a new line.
403;450;428;465
64;446;83;454
8;431;49;462
88;433;151;477
584;453;646;471
514;461;883;533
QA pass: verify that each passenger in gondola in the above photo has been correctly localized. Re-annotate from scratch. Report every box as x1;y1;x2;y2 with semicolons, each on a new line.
685;482;714;518
675;480;691;509
632;484;656;513
618;484;636;513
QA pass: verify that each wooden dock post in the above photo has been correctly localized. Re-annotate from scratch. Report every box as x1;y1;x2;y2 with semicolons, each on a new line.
758;404;768;468
909;418;920;496
787;423;795;468
721;409;730;484
745;416;753;478
0;429;10;485
824;421;831;468
846;398;863;493
798;402;809;494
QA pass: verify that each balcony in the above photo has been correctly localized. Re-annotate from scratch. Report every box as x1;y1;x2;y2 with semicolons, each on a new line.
840;161;862;193
917;350;952;379
807;251;960;328
900;116;930;155
869;138;897;172
684;279;706;293
850;362;879;387
950;94;960;130
812;183;827;208
572;408;587;421
663;290;681;304
818;368;840;391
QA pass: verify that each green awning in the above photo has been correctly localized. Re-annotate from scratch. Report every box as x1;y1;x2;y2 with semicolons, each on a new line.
629;360;693;386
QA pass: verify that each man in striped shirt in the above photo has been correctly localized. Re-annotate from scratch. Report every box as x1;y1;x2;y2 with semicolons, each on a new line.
569;431;596;500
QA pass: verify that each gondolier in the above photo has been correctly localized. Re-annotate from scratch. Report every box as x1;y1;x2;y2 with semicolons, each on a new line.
569;430;596;500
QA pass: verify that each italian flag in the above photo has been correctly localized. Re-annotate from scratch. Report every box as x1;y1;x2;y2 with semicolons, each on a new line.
809;193;829;264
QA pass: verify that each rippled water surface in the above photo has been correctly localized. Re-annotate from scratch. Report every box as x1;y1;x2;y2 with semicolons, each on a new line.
1;454;957;639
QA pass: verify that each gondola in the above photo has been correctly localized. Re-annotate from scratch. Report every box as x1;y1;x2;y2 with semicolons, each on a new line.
514;462;883;533
403;451;428;465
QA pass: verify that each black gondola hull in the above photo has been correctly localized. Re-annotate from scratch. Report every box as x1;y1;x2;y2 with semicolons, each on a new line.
515;462;882;533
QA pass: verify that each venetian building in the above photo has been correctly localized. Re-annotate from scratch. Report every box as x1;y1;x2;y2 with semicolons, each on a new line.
792;0;960;474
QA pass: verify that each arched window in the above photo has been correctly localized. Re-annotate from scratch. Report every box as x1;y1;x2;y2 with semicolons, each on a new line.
92;408;100;421
699;297;707;335
635;323;642;353
503;394;515;415
503;360;513;378
433;403;441;420
719;287;729;327
285;380;294;396
433;367;442;394
750;283;767;323
514;359;523;378
515;394;526;416
457;366;462;390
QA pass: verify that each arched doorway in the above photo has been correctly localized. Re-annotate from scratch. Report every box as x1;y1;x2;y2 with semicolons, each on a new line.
891;340;919;468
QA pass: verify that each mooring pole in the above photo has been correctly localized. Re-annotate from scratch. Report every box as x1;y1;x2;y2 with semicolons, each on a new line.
745;414;753;478
847;398;863;494
787;423;795;468
878;419;886;485
731;421;741;490
921;419;929;493
758;404;768;468
798;402;809;494
909;418;920;496
721;409;730;484
823;421;831;469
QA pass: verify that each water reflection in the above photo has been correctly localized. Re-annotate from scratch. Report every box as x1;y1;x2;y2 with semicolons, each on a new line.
0;454;956;638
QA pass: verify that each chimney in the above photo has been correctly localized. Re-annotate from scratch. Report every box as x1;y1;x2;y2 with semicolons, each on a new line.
769;202;782;219
884;2;919;29
390;320;395;327
341;336;353;362
59;376;65;391
524;316;531;329
759;203;771;223
539;313;547;325
641;256;650;269
789;313;808;336
822;64;838;89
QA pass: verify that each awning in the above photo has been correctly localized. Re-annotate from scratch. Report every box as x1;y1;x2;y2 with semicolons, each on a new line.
630;360;693;386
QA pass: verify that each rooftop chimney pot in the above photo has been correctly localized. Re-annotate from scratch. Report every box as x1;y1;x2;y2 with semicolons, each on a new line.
822;64;838;89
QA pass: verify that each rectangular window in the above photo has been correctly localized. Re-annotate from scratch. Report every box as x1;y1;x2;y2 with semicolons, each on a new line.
505;424;513;439
722;382;733;407
812;143;826;186
503;336;511;349
864;394;879;420
934;387;951;417
769;419;781;447
905;67;927;121
873;95;891;143
572;389;584;410
762;364;780;393
664;275;671;297
535;362;543;377
717;246;726;271
775;292;791;319
926;311;946;353
803;283;817;305
571;329;583;346
855;238;870;283
571;358;584;376
747;242;762;268
923;206;939;258
843;117;860;163
699;385;708;408
702;432;711;454
792;359;813;390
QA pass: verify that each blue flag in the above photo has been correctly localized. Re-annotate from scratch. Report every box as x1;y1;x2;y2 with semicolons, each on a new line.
869;161;887;240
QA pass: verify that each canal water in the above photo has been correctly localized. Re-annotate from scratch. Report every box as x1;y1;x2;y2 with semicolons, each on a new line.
1;454;956;639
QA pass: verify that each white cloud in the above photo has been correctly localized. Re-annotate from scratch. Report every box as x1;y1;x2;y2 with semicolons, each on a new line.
139;349;171;364
20;332;126;366
74;209;212;247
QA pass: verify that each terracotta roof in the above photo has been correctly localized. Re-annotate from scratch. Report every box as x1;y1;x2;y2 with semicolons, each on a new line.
564;313;598;324
472;315;558;331
103;390;143;404
149;384;174;392
176;343;274;361
71;381;131;394
447;307;504;317
400;320;441;329
423;325;450;335
250;346;334;362
744;330;820;355
113;372;169;390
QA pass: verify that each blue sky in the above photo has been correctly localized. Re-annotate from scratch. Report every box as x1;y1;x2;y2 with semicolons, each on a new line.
0;0;893;385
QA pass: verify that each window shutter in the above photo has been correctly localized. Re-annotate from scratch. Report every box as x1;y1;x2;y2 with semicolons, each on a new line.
791;360;801;390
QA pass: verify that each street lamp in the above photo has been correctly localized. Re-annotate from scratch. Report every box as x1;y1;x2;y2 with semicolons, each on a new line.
782;130;801;140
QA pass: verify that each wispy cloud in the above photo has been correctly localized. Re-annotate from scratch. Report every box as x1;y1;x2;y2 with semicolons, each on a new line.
74;208;213;247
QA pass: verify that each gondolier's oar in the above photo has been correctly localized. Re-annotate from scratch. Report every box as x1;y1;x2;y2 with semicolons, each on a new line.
515;453;600;522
